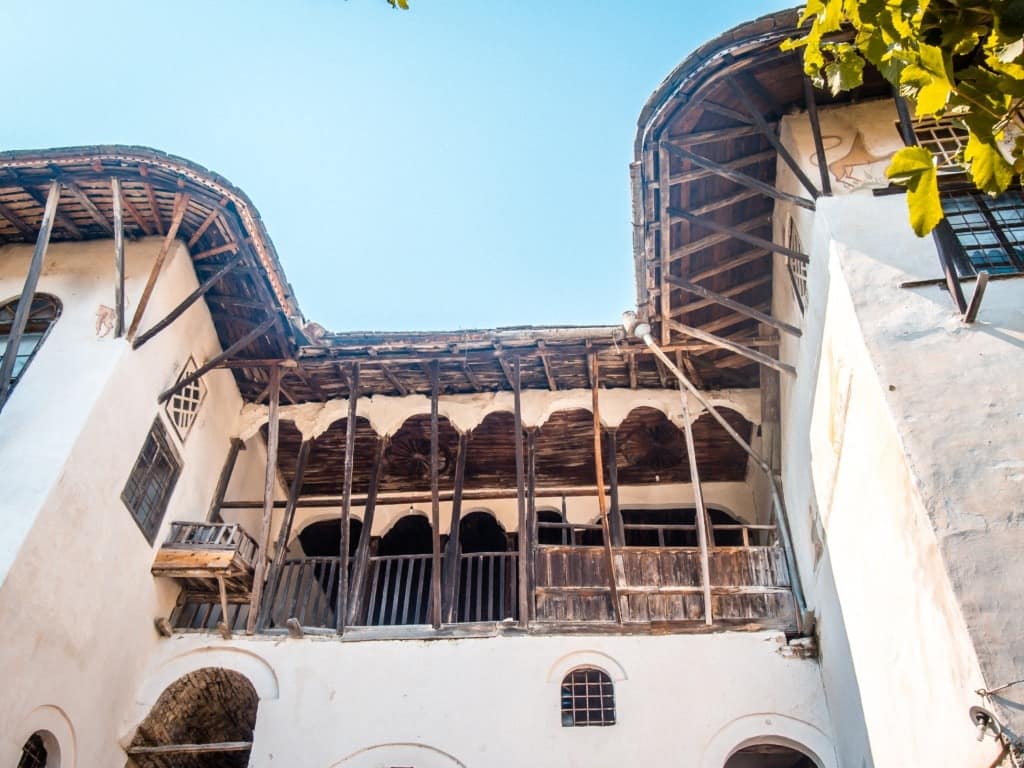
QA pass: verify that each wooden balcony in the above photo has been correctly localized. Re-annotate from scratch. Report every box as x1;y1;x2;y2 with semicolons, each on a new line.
166;521;795;636
151;522;257;593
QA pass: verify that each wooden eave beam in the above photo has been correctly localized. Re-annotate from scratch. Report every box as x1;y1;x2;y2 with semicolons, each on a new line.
192;241;240;261
381;364;409;396
14;179;82;239
661;142;815;212
665;274;802;337
804;76;833;196
57;175;113;234
132;251;247;349
126;191;190;341
118;191;153;236
0;200;36;239
667;320;795;375
727;76;821;199
687;247;769;283
667;149;775;186
139;165;163;234
667;207;810;263
667;214;771;259
672;274;772;318
536;340;558;391
187;197;229;248
158;314;278;404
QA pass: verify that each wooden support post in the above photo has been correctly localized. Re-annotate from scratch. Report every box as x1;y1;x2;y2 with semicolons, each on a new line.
157;315;278;404
132;251;247;349
246;366;281;634
606;429;625;547
207;437;244;522
680;391;714;626
112;178;126;338
664;274;802;337
803;77;832;196
348;435;387;625
216;576;232;639
513;356;529;627
667;320;795;375
964;271;990;323
337;363;360;634
661;142;816;211
591;354;623;624
729;76;821;199
0;180;60;413
441;432;468;623
258;439;311;630
658;142;674;346
126;192;190;341
429;360;442;629
526;428;538;621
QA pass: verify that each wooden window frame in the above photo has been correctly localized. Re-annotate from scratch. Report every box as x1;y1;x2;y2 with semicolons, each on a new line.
0;293;62;397
122;418;183;544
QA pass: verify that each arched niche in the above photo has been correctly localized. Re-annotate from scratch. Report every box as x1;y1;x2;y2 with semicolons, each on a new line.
617;406;688;484
690;407;753;482
378;513;433;555
272;416;379;497
13;706;75;768
330;743;465;768
537;506;569;545
465;411;517;489
458;509;508;553
536;409;596;487
127;667;259;768
294;517;363;557
724;744;818;768
381;414;459;493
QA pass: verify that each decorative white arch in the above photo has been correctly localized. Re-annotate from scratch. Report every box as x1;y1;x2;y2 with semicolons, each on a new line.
122;646;279;746
546;650;628;683
14;705;76;768
236;388;761;442
700;713;837;768
329;742;466;768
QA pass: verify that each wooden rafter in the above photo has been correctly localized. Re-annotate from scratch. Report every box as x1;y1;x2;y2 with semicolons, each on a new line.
536;340;558;391
668;320;795;375
187;197;229;248
666;122;770;147
661;142;815;211
193;241;239;261
668;148;774;185
668;207;810;263
672;274;771;317
119;191;153;235
0;200;36;239
381;364;409;396
698;98;755;125
687;247;768;283
57;176;113;235
665;274;802;337
126;192;190;341
14;178;82;239
669;214;771;259
687;188;762;217
139;165;163;234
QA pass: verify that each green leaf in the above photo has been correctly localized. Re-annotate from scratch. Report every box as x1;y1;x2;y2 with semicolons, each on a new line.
964;133;1015;194
886;146;943;236
825;45;867;93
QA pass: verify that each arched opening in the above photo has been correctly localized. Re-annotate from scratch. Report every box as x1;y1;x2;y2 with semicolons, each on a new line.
297;518;363;557
454;511;515;622
0;293;61;405
537;508;569;545
126;667;258;768
16;732;54;768
366;513;434;625
560;667;615;727
724;744;817;768
622;507;745;547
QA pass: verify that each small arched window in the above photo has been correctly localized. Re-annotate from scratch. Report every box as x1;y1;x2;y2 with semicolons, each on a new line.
17;733;47;768
560;667;615;727
0;293;61;394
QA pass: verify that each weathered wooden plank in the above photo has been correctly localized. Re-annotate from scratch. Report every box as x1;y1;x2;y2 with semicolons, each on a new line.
513;356;529;626
126;191;190;341
337;363;360;633
246;366;281;634
665;274;802;337
429;360;442;629
668;320;795;375
112;178;125;338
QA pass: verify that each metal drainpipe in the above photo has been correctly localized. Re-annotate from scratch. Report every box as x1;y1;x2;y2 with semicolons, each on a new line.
622;311;810;633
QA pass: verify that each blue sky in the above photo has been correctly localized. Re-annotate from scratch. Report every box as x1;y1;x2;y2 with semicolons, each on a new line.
5;1;784;332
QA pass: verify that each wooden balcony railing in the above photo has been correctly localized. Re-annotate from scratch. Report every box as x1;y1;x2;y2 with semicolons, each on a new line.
151;522;257;592
165;524;795;635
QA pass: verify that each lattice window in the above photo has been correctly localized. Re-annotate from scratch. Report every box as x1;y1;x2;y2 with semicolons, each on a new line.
785;218;807;313
941;191;1024;275
122;418;182;544
0;293;61;394
164;357;205;441
913;116;969;173
18;734;47;768
560;667;615;727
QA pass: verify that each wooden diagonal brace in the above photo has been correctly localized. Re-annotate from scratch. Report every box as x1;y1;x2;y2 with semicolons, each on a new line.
664;274;802;337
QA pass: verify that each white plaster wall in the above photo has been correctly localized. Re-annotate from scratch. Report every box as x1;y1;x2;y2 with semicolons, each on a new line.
774;106;1016;765
129;631;835;768
0;237;271;766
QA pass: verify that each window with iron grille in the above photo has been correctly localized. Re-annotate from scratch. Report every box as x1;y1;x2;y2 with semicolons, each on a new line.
560;667;615;727
164;357;205;441
941;191;1024;276
122;418;182;544
912;117;969;173
18;734;46;768
0;293;61;396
